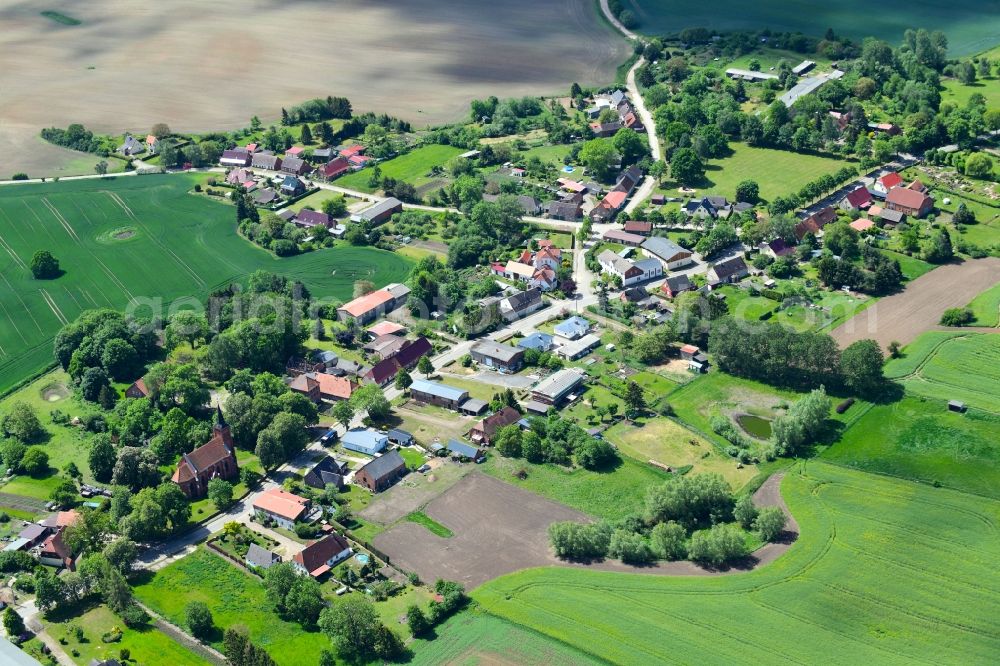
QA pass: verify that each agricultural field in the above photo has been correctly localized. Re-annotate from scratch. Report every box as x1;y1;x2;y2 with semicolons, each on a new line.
653;143;849;203
0;174;411;394
337;144;465;194
411;611;603;665
133;547;329;664
0;0;628;176
627;0;1000;56
475;461;1000;664
965;281;1000;326
603;418;755;488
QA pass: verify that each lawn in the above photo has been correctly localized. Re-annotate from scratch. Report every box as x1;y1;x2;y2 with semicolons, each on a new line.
965;280;1000;326
881;249;936;281
133;547;328;665
627;0;1000;56
481;454;671;522
0;174;411;394
337;144;464;193
717;285;776;321
410;611;603;665
604;418;755;489
889;333;1000;413
825;396;1000;498
475;461;1000;663
406;510;454;537
48;604;206;665
654;143;849;202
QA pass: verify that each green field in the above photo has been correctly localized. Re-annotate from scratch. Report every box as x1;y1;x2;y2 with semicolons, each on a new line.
134;547;328;664
965;281;1000;326
825;396;1000;498
883;331;966;379
881;249;936;281
0;175;411;394
337;144;464;193
411;611;603;665
655;143;849;202
475;461;1000;663
627;0;1000;56
941;46;1000;107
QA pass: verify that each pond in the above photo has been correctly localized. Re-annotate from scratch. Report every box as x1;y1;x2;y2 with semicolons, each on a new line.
736;414;772;440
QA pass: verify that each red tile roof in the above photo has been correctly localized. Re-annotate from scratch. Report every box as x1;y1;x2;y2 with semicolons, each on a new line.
314;373;355;400
368;321;405;337
601;190;627;209
339;290;395;318
294;534;351;576
253;488;309;522
886;187;931;210
320;157;350;179
339;145;365;158
844;187;872;208
880;172;902;189
171;433;234;484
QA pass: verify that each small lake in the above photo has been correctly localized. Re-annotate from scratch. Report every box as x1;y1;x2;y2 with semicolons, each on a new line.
736;414;772;440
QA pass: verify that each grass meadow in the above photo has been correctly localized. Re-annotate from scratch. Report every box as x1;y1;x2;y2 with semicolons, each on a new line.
627;0;1000;56
475;461;1000;663
337;144;464;193
965;281;1000;326
0;174;411;395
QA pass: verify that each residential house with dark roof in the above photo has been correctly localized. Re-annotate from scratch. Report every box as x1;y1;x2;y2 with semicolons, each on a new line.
39;531;74;570
706;256;750;286
220;148;251;167
602;229;645;246
280;156;311;176
794;206;836;240
295;209;331;228
516;195;541;215
840;186;873;211
292;534;352;578
765;238;795;258
589;121;622;137
546;200;581;221
354;450;406;492
661;274;693;298
319;157;350;181
471;341;525;373
387;429;413;446
446;439;485;462
623;220;652;235
616;166;643;194
500;288;544;321
351;198;403;226
125;378;149;399
303;456;349;490
280;175;306;197
171;409;239;499
246;543;281;571
467;406;522;446
363;336;432;386
251;153;282;171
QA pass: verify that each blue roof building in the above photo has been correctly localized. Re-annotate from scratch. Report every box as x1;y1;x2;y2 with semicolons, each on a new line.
518;332;554;352
341;428;388;456
446;439;484;462
409;379;470;409
554;316;591;340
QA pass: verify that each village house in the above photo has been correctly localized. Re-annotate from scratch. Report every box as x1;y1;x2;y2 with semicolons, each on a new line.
590;189;627;222
620;287;655;307
351;198;403;225
39;532;74;570
764;238;795;258
124;378;149;399
555;333;602;361
226;168;256;189
254;188;279;205
118;134;144;156
363;336;432;386
364;333;410;360
280;175;306;197
467;406;522;446
318;157;350;181
886;181;934;218
253;488;311;530
641;237;694;270
341;429;388;456
554;316;591;340
840;186;873;211
529;367;586;407
850;218;875;233
303;456;350;490
289;372;356;402
295;209;331;228
220;148;251;167
518;331;554;352
471;341;525;373
598;250;663;286
546;200;581;221
388;428;414;446
683;196;729;220
660;274;694;298
292;534;352;578
171;409;239;499
354;450;407;492
368;321;405;338
500;288;544;321
145;134;160;154
251;152;282;171
280;156;312;176
794;206;836;240
706;256;750;287
336;284;411;324
245;544;281;571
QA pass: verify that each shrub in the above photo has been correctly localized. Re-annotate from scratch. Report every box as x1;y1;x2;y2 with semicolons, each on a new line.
835;398;855;414
940;307;974;327
687;523;749;566
608;529;654;564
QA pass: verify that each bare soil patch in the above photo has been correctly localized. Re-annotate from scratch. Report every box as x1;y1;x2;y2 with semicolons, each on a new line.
831;258;1000;350
0;0;627;175
359;459;474;525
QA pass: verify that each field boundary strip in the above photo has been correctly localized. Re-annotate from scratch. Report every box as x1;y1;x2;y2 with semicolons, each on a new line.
39;289;68;325
40;197;81;242
0;233;26;270
103;190;206;287
0;271;43;333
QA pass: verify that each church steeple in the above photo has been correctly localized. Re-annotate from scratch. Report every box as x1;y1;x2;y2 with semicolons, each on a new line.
214;405;227;432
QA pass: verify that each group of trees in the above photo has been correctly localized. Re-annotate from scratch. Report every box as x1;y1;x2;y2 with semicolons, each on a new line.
446;198;530;269
263;562;326;627
550;473;786;566
816;240;904;295
34;547;147;627
493;414;618;470
40;124;108;154
709;317;886;397
0;401;50;478
282;96;353;125
406;579;467;638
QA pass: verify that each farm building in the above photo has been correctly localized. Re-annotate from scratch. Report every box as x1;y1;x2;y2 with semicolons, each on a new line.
341;429;389;456
531;367;586;406
446;439;485;462
706;256;750;287
641;237;693;270
467;406;522;446
725;68;778;82
555;333;601;361
280;156;311;176
623;220;653;235
363;336;432;386
886;185;934;218
337;284;410;324
125;378;149;399
246;544;281;571
471;341;525;373
292;534;352;578
354;450;407;492
409;380;469;410
220;148;251;166
661;274;694;298
253;488;311;529
252;153;282;171
351;197;403;225
500;288;544;321
388;428;414;446
303;456;349;490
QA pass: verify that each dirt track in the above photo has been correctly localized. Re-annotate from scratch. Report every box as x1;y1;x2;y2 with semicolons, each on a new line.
831;257;1000;350
0;0;627;175
375;471;798;588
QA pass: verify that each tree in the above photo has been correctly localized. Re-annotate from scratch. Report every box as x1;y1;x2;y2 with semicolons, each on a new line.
840;339;885;397
923;228;953;263
263;562;299;610
612;128;649;165
734;494;758;529
319;596;386;661
20;447;48;477
417;355;434;377
3;607;25;639
299;123;313;145
575;437;617;470
88;434;116;483
687;523;748;566
578;138;619;182
623;381;646;418
823;222;860;260
394;369;413;391
735;180;760;204
50;478;78;507
964;153;994;179
644;473;734;530
952;203;976;226
650;521;687;560
151;123;171;139
255;429;286;472
111;447;161;490
285;577;325;626
322;195;348;218
669;148;704;186
94;160;109;176
2;402;44;443
754;506;787;543
771;387;832;455
406;604;430;636
207;478;234;511
350;384;390;422
548;521;611;560
30;250;60;279
940;307;974;327
494;424;523;458
608;529;654;564
332;400;355;431
185;601;214;640
102;537;138;575
63;508;109;555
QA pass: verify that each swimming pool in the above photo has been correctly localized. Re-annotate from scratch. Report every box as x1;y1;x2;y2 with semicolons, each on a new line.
354;553;370;565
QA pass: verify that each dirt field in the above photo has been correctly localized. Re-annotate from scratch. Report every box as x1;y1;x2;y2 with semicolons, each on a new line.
359;458;474;525
831;257;1000;350
374;472;588;588
0;0;628;176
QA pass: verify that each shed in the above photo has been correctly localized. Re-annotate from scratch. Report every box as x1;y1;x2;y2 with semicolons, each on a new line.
948;400;967;413
388;429;414;446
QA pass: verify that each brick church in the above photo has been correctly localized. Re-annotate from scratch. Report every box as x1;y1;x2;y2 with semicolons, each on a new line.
171;407;239;499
